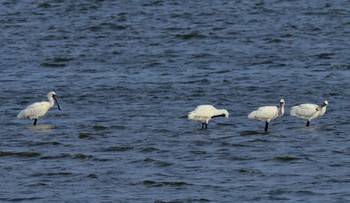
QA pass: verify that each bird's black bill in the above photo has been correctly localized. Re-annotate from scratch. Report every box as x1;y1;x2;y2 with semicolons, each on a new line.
212;114;226;118
53;95;62;110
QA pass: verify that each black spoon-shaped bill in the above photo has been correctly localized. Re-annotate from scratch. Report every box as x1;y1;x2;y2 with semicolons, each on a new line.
53;95;62;110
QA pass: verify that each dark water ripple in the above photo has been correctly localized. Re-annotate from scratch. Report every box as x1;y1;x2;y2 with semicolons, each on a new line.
1;0;350;202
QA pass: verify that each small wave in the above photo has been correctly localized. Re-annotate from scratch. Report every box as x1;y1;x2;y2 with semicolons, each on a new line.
87;174;98;179
139;147;160;153
187;79;211;85
32;172;74;177
0;151;40;158
27;141;61;146
78;133;91;139
100;23;128;31
142;180;191;187
190;150;208;155
41;153;93;160
40;63;67;68
6;197;43;202
193;140;212;146
51;57;73;62
110;125;127;130
191;53;214;58
219;142;250;148
237;168;263;175
60;153;93;159
240;131;267;136
151;128;172;133
92;125;108;130
154;198;210;203
175;31;207;40
263;37;283;43
274;156;302;161
314;53;334;59
102;146;134;152
37;2;50;8
88;23;127;32
142;158;173;167
331;64;350;70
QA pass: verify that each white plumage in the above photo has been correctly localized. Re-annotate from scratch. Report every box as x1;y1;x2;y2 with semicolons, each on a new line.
290;101;328;126
188;105;229;129
248;99;285;132
17;91;61;125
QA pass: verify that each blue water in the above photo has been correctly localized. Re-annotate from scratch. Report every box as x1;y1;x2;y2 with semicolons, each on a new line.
1;1;350;202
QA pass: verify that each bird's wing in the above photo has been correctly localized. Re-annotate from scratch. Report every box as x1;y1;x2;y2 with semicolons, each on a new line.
17;102;50;119
248;106;278;121
188;105;215;122
291;104;319;117
189;105;215;117
298;104;318;109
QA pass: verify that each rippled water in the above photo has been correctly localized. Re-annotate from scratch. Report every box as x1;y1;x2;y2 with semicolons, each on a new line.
1;0;350;202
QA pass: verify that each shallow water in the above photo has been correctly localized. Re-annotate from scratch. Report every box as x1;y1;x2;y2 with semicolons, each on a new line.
1;0;350;202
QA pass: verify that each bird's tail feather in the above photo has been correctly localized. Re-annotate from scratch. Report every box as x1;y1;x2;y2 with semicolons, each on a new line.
248;111;256;119
17;110;26;118
290;106;298;116
188;112;196;120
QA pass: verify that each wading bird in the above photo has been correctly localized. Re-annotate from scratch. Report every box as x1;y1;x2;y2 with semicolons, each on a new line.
290;101;328;126
188;105;229;129
248;99;285;132
17;91;61;125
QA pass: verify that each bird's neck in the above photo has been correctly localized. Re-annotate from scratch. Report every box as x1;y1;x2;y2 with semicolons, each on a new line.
212;109;227;118
48;96;55;107
277;104;284;117
319;106;327;116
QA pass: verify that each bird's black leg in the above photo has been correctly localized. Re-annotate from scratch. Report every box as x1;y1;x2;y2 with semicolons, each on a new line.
306;121;310;127
33;119;37;126
205;123;208;129
201;123;204;129
264;122;269;132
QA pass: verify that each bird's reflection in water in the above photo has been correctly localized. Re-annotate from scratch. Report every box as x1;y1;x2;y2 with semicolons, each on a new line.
28;124;56;131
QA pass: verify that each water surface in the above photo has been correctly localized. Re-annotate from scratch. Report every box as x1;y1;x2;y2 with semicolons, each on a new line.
1;0;350;202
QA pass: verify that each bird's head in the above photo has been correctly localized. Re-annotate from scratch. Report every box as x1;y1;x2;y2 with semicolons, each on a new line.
278;99;285;117
48;91;61;110
322;101;328;107
223;110;229;118
48;91;56;97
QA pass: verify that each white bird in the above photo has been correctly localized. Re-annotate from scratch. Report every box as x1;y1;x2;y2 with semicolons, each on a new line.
17;91;62;125
248;99;285;132
290;101;328;126
188;105;229;129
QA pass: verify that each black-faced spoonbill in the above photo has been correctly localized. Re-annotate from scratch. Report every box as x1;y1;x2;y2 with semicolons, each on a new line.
248;99;285;132
188;105;229;129
17;91;62;125
290;101;328;126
